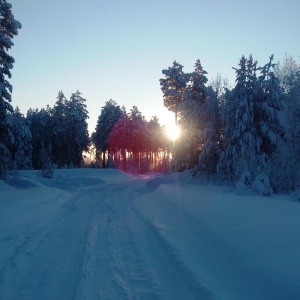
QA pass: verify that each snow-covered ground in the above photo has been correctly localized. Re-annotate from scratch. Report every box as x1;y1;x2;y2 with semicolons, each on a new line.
0;169;300;299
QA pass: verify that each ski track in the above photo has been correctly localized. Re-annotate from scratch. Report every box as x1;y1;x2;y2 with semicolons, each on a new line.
0;176;214;300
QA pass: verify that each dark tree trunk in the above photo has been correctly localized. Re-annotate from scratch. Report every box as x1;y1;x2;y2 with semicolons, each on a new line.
102;151;105;168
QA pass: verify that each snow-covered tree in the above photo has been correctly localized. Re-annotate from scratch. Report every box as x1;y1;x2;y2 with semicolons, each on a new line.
26;107;53;171
26;91;89;171
66;91;90;167
273;55;300;191
255;55;286;160
106;106;168;173
287;70;300;189
209;74;231;137
127;106;149;170
52;91;68;167
147;116;169;171
218;55;259;182
108;115;132;170
174;60;208;170
274;54;299;94
52;91;89;168
160;61;188;125
219;55;286;187
0;1;21;179
9;107;32;170
197;86;222;175
92;99;124;168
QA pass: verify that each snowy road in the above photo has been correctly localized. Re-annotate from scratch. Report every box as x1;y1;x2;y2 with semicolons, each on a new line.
1;169;300;299
0;170;213;299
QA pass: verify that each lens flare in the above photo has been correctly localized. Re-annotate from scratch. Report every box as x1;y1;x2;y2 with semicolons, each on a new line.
166;124;180;141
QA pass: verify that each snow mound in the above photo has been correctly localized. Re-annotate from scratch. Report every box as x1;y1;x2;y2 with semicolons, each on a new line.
146;171;192;190
235;181;256;196
1;169;110;191
291;189;300;202
0;180;12;190
7;177;42;189
75;177;105;186
39;176;105;190
251;173;273;196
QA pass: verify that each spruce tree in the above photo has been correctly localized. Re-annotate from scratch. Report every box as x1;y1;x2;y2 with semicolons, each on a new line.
272;55;300;190
219;55;286;187
26;107;53;171
218;55;258;182
256;56;288;191
52;91;68;167
0;1;21;179
66;91;89;167
9;107;32;170
255;55;286;161
197;86;222;175
287;70;300;190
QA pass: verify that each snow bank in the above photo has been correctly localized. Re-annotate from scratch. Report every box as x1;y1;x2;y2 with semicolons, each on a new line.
7;177;42;189
136;175;300;299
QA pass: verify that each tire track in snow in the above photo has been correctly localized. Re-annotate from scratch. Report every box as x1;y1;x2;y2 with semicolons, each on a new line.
1;174;215;299
0;190;100;300
0;190;75;299
73;182;161;300
74;196;115;299
76;180;215;300
130;202;215;300
107;201;161;300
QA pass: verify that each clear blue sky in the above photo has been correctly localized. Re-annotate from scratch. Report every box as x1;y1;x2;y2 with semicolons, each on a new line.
8;0;300;133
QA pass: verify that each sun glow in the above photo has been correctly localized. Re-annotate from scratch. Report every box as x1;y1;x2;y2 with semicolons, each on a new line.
166;124;180;141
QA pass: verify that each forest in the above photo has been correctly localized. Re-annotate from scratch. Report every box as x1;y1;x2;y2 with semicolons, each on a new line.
1;2;300;194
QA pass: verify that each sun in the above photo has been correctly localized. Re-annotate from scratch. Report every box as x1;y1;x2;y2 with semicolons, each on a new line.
166;124;180;141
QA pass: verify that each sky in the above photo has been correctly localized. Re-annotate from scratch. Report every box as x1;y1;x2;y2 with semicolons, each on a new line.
8;0;300;134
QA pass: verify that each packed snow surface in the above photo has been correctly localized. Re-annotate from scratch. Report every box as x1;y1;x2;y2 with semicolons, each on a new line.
1;169;300;299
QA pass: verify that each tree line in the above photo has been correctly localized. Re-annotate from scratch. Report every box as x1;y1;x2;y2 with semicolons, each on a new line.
160;55;300;193
92;101;172;173
2;91;90;178
2;88;170;179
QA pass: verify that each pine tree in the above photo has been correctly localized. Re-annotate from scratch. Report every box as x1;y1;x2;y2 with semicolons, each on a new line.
175;60;208;170
0;1;21;179
147;116;169;171
108;107;167;173
92;99;124;168
128;106;148;170
52;91;68;167
197;86;222;175
108;116;132;170
26;107;53;171
160;61;188;125
66;91;90;167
